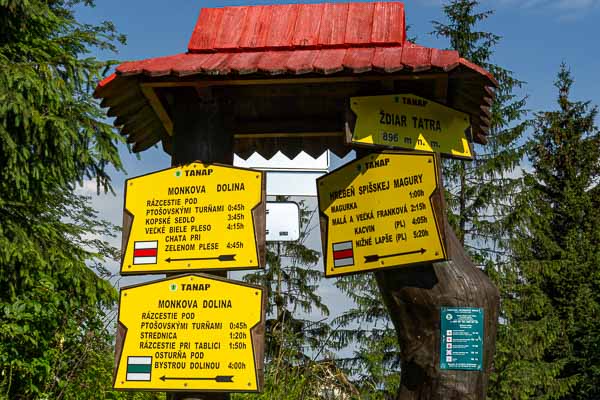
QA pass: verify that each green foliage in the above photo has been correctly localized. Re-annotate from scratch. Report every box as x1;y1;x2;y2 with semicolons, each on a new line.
108;392;165;400
233;345;359;400
333;273;400;398
432;0;497;64
488;65;600;399
0;0;125;200
244;199;330;362
0;0;127;398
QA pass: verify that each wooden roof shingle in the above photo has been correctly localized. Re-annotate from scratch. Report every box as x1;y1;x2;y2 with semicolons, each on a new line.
94;2;497;158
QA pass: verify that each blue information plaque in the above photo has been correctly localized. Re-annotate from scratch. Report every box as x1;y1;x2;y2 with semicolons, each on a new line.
439;307;483;371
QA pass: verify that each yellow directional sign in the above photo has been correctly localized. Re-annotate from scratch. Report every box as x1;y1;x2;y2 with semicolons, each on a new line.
113;274;265;392
121;162;265;274
348;94;473;159
317;152;447;277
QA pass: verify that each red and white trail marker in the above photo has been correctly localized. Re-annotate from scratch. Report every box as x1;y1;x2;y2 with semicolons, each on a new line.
132;241;158;265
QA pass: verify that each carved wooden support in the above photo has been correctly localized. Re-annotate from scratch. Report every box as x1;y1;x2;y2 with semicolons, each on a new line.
375;221;500;400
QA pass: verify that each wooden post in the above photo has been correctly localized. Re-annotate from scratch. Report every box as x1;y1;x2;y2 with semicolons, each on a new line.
170;87;233;167
167;86;232;400
375;223;499;400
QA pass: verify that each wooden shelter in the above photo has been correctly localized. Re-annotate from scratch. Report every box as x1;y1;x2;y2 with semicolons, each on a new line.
96;3;500;399
94;2;496;160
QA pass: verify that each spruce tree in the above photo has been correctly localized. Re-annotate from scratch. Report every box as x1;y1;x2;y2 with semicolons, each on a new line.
489;64;600;399
0;1;126;398
240;199;346;399
432;2;539;398
432;0;527;264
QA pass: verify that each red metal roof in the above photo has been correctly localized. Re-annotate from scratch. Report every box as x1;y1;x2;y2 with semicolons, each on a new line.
94;2;497;156
187;3;405;52
99;2;494;84
107;44;481;78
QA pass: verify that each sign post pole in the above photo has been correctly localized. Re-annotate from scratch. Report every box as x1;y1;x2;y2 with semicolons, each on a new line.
98;4;501;397
168;88;232;400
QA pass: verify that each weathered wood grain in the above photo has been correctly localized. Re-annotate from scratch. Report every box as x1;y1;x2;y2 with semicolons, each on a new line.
375;220;499;399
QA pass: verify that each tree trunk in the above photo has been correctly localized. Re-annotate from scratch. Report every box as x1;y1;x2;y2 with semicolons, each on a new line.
375;221;500;400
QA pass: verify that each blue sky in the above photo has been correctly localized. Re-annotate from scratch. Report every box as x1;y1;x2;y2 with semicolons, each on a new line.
76;0;600;311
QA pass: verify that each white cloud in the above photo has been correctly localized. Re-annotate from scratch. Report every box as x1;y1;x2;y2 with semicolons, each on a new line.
555;0;599;10
78;178;101;194
76;179;123;224
75;179;124;277
484;0;599;20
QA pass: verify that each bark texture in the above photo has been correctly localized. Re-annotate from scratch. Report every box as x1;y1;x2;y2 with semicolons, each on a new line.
376;222;500;400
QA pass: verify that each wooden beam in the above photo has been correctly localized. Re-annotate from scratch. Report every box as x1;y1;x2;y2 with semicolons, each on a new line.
432;75;449;103
233;132;343;139
138;73;450;145
141;72;450;89
140;85;174;135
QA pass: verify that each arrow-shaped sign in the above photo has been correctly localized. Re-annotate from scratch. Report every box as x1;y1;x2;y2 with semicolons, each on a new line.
165;254;236;263
364;248;426;263
160;375;234;383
